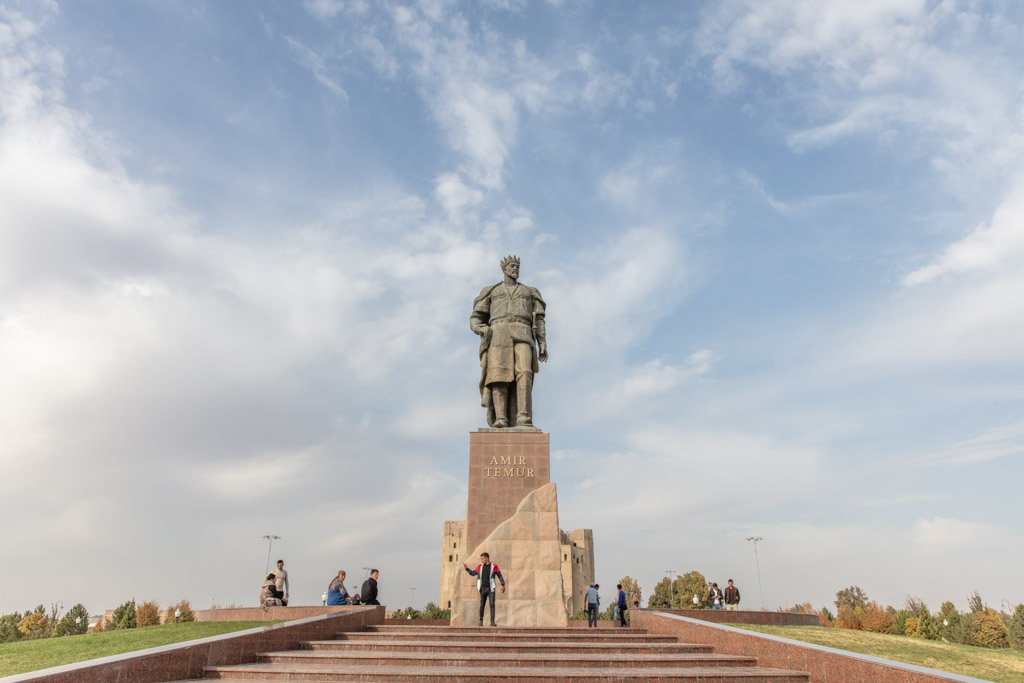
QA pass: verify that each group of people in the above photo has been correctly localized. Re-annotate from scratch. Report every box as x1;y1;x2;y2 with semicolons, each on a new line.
260;559;291;608
708;579;741;610
585;582;629;627
258;559;382;610
325;568;380;606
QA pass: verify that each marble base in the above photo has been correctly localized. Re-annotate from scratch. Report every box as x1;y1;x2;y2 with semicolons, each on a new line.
451;483;568;628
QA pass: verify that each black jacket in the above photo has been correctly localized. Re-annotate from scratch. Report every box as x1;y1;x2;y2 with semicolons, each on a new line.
361;577;379;605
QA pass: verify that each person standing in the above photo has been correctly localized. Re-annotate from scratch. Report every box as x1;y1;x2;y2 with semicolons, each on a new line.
709;582;724;610
361;569;380;605
463;552;505;627
327;570;350;606
617;584;628;627
724;579;741;611
274;560;290;606
586;584;600;627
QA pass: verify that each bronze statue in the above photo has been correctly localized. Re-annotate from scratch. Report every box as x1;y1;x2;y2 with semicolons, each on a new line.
471;255;547;428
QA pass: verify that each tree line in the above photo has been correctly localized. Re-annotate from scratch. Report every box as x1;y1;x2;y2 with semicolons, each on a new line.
792;586;1024;650
0;599;196;643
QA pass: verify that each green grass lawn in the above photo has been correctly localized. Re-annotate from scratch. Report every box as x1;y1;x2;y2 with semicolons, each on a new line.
0;621;278;677
734;624;1024;683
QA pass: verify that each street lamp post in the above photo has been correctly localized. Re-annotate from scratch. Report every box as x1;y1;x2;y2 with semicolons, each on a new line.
692;594;699;608
174;608;181;623
409;587;417;610
746;536;765;610
666;570;676;607
262;535;281;574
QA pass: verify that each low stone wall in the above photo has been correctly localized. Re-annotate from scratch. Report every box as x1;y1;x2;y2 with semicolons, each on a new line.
632;610;987;683
193;605;358;622
650;608;820;626
5;606;384;683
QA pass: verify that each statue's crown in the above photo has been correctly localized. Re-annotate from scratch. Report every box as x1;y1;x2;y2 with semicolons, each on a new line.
500;254;520;269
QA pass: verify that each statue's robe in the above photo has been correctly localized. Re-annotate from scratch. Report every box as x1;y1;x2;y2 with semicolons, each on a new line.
471;282;546;426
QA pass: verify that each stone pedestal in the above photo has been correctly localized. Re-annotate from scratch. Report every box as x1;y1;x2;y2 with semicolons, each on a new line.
451;483;568;627
465;430;550;553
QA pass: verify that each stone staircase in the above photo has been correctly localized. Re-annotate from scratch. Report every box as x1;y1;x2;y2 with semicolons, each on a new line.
179;624;811;681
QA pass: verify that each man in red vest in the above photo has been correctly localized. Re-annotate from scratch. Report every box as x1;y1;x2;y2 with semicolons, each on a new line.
463;552;506;626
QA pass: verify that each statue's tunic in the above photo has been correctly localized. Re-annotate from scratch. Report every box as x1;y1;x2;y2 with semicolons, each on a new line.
471;281;546;396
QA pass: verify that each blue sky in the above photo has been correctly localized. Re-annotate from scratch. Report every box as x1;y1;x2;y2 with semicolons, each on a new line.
1;0;1022;617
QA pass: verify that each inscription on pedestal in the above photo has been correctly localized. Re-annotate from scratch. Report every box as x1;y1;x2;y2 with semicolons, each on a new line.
466;431;550;553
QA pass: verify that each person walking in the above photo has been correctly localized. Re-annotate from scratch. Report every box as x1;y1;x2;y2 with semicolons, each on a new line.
586;583;600;627
709;582;724;610
617;584;628;627
724;579;741;611
361;569;380;605
463;552;505;626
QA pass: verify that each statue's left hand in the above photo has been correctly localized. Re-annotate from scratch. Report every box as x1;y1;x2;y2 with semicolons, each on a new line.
538;342;548;362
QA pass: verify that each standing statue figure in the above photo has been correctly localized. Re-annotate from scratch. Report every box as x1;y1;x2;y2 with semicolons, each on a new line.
471;255;548;428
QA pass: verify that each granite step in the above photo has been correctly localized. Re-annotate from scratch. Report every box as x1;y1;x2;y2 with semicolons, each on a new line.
257;649;758;669
200;664;811;681
337;630;680;643
304;638;714;654
367;625;648;634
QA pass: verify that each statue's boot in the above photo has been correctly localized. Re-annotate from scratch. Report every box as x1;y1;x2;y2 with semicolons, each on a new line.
492;386;509;428
515;371;533;427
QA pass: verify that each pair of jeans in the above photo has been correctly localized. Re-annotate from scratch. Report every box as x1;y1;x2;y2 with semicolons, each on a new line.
587;603;598;627
619;605;627;627
478;588;495;625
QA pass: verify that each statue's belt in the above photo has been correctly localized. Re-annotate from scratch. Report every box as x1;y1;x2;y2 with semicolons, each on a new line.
489;316;532;325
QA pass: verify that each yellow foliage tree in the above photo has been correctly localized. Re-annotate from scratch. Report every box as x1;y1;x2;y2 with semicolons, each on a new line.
136;600;162;627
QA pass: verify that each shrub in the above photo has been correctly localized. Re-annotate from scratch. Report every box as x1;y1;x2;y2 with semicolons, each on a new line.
54;604;89;636
648;577;672;608
820;607;834;626
892;610;911;636
164;599;196;623
421;602;451;620
0;613;23;643
108;600;137;630
949;611;977;645
834;586;868;611
903;595;927;619
967;591;985;614
904;617;920;637
836;605;863;630
675;571;711;609
17;612;51;639
136;600;161;627
973;610;1009;649
1008;604;1024;651
862;601;894;634
917;608;940;640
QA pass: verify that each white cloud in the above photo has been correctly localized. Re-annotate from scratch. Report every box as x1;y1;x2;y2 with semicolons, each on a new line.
697;0;1024;193
913;517;1000;558
616;351;717;401
284;35;348;98
303;0;346;21
919;419;1024;466
904;181;1024;286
